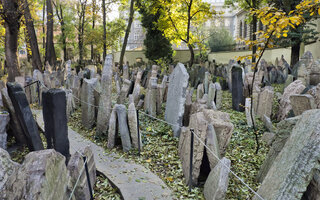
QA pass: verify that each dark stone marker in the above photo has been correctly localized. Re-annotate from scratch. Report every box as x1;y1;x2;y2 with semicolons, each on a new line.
7;82;44;151
231;66;245;112
42;89;70;162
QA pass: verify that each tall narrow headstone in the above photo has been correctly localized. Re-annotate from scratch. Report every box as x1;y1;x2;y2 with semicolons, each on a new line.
165;63;189;137
81;78;98;129
42;89;70;162
232;66;245;112
0;111;10;149
116;104;132;152
7;82;44;151
215;82;223;110
245;98;253;127
207;83;216;109
257;87;274;119
96;55;113;137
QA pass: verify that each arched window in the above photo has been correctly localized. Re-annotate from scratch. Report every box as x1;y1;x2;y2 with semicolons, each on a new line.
239;21;243;38
244;21;247;38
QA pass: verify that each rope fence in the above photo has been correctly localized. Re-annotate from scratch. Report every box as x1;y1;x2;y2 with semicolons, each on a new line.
28;80;264;200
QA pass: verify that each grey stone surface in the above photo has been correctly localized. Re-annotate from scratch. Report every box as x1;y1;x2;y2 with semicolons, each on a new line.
278;80;306;121
206;124;220;169
204;157;231;200
3;149;70;200
215;82;223;110
245;98;253;127
290;94;316;116
165;63;189;137
0;148;20;198
257;87;274;119
257;116;301;183
117;79;131;104
204;72;210;94
262;115;274;132
96;55;113;137
254;110;320;200
203;109;234;156
261;132;275;146
81;78;98;129
207;83;216;109
0;112;9;149
116;104;132;152
107;107;117;149
33;109;174;200
197;83;204;101
128;103;141;149
232;66;245;112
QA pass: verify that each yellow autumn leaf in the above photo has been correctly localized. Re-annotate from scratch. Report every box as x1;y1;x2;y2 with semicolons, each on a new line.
166;177;173;182
146;159;151;163
283;33;288;37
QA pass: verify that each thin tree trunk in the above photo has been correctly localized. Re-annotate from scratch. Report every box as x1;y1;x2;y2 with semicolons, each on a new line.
25;28;32;62
45;0;56;67
188;44;194;67
119;0;135;71
2;0;22;82
252;0;257;64
91;0;96;61
43;0;46;50
24;0;43;71
78;1;87;69
102;0;106;60
54;3;67;61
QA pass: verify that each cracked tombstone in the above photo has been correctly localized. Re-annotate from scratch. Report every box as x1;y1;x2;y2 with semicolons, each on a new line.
116;104;132;152
128;102;141;149
165;63;189;137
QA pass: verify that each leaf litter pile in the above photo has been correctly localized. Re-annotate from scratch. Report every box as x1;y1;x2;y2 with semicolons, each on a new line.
68;90;271;199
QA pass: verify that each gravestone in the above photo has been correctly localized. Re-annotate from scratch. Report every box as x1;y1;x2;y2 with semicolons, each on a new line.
207;83;216;109
165;63;189;137
197;84;204;101
7;83;43;151
42;89;70;162
107;107;117;149
128;102;141;149
245;98;253;127
215;82;223;110
1;88;27;145
116;104;132;152
0;111;10;149
254;110;320;200
284;74;294;88
206;124;220;169
204;157;231;200
290;94;316;116
117;79;131;104
96;55;113;137
231;66;245;112
204;72;210;94
81;78;98;129
257;87;274;119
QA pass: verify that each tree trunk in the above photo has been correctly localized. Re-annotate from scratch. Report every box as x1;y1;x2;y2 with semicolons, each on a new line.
119;0;135;71
188;43;194;67
291;41;300;67
24;0;43;71
43;0;46;49
2;0;22;82
45;0;56;67
251;1;257;65
91;0;96;61
102;0;106;60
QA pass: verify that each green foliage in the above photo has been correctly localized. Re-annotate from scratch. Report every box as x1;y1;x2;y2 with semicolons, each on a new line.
137;3;173;62
195;50;209;63
208;28;236;52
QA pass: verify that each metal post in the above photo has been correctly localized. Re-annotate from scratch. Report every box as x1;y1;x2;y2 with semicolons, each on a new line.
36;81;40;105
189;129;194;192
136;109;141;156
82;156;94;200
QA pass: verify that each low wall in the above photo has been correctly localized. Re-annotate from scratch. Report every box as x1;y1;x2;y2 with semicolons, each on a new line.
113;49;200;65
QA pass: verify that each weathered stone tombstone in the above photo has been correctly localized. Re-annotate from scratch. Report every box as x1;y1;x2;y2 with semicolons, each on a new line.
204;157;231;200
81;78;98;129
165;63;189;137
245;98;253;127
96;55;113;137
256;87;274;119
128;102;141;149
197;83;204;101
215;82;223;110
116;104;132;152
290;94;316;116
204;72;210;94
66;90;75;120
207;83;216;109
231;66;245;112
7;82;44;151
42;89;70;162
117;79;131;104
0;111;10;149
254;110;320;200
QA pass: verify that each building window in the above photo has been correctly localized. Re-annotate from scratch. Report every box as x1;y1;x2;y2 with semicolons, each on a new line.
244;21;247;38
239;21;243;38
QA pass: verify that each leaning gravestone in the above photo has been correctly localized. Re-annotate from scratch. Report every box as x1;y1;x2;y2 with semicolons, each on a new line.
257;87;274;119
116;104;132;152
165;63;189;137
81;78;98;129
7;82;43;151
107;107;117;149
254;110;320;200
207;83;216;109
232;66;245;112
204;157;231;200
42;89;70;162
96;55;113;137
0;111;10;149
289;94;316;116
215;82;223;110
128;102;141;149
